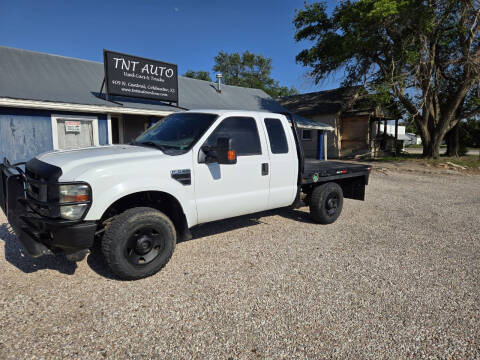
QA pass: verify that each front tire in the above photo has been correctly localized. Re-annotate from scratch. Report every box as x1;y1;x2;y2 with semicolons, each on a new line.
309;182;343;224
102;207;176;280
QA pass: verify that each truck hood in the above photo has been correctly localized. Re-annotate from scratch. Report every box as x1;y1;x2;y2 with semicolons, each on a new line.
36;145;163;181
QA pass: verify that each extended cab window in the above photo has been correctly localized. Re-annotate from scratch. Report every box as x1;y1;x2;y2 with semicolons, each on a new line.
264;118;289;154
205;117;261;156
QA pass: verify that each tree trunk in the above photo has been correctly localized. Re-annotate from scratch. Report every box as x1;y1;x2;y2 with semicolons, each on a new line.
417;113;451;159
423;137;442;158
445;123;460;157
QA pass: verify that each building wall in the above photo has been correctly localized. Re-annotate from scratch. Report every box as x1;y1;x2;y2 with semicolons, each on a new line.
309;114;340;158
0;107;109;163
340;115;370;157
302;129;318;159
305;113;373;158
0;108;53;163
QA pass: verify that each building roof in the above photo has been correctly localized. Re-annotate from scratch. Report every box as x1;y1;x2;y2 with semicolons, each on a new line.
278;85;401;121
0;46;333;130
279;86;366;116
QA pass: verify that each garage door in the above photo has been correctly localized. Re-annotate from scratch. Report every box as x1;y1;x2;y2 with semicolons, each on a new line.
52;115;99;150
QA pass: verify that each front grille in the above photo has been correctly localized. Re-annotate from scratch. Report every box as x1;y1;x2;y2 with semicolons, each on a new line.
26;182;40;199
24;167;52;216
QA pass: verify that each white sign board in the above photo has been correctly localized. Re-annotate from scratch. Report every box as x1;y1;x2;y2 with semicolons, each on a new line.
65;121;81;133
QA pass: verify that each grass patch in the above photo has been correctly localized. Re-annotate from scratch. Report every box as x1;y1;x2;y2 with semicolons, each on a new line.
405;144;423;148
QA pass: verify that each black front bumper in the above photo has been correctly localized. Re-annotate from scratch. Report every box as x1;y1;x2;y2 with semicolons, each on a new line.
0;159;96;257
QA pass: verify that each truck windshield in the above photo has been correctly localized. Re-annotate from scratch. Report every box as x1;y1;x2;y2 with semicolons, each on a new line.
134;113;218;152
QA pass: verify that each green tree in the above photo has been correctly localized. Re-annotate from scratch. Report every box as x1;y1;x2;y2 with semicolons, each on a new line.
183;70;212;82
213;51;298;98
294;0;480;158
461;118;480;147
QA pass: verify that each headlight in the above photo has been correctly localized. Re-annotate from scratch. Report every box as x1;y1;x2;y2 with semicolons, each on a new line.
59;184;90;203
60;204;89;220
59;184;91;220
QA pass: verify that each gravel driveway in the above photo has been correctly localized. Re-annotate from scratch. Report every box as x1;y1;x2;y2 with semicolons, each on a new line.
0;171;479;359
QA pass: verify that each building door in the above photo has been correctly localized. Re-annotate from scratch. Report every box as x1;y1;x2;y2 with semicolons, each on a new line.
122;115;150;143
111;117;120;144
52;115;99;150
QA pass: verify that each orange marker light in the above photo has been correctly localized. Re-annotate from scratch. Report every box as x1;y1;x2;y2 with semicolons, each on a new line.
227;150;236;161
62;194;90;202
74;194;90;202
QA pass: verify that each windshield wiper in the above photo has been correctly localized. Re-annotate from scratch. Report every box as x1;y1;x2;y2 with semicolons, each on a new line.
134;141;181;151
133;141;166;151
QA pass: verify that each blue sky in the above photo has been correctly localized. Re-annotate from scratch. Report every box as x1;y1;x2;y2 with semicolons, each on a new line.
0;0;341;93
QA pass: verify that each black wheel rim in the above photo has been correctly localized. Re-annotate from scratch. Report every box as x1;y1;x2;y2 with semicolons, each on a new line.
325;193;339;216
124;227;165;266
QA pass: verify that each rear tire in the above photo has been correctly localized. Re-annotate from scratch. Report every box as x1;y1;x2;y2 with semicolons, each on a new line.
309;182;343;224
102;207;176;280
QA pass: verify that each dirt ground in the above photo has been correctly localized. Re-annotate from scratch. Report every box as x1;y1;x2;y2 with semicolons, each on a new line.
0;170;479;359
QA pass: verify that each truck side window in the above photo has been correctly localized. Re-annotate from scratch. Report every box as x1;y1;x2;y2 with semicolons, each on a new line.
205;116;261;156
264;118;289;154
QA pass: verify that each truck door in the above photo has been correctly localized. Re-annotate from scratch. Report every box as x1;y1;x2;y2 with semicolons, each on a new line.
262;117;298;209
193;115;270;223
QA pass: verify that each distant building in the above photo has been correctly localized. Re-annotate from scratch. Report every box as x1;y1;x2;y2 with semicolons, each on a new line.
279;87;399;158
372;122;411;152
404;132;422;145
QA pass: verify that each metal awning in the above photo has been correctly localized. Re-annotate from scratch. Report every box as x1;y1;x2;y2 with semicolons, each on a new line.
289;114;333;131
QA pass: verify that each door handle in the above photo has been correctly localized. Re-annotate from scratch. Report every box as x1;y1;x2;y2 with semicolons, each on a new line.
261;163;269;176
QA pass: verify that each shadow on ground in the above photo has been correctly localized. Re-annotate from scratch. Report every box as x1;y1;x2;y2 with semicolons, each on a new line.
0;223;77;275
187;207;312;242
1;207;312;279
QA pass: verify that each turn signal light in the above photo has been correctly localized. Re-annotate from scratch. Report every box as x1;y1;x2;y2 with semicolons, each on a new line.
227;150;236;161
62;194;90;202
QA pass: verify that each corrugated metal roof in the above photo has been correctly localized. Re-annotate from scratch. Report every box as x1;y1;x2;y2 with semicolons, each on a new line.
290;114;334;131
0;46;332;130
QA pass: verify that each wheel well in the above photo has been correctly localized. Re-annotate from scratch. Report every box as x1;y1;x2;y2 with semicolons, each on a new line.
99;191;190;241
302;176;366;201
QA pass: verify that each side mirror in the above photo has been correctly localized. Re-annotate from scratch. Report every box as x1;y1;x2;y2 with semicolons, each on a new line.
199;137;237;164
200;145;218;164
216;137;237;164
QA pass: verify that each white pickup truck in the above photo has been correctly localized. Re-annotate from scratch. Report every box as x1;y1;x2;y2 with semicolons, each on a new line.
1;110;371;279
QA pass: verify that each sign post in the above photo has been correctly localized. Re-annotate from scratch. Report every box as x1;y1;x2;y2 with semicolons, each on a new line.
103;50;178;104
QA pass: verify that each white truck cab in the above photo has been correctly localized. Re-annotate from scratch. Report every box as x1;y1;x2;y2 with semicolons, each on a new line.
1;110;371;279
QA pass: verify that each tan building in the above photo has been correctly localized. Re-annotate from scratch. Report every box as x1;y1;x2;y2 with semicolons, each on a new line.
280;86;394;159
